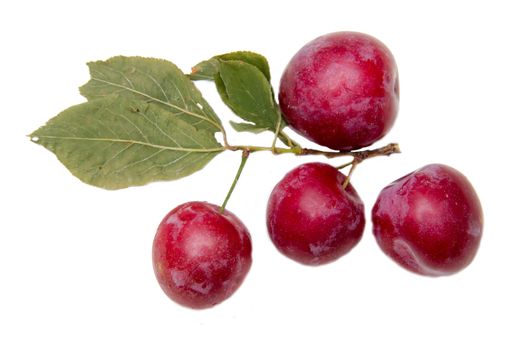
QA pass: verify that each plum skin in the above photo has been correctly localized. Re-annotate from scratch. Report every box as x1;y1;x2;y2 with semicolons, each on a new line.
152;201;252;309
266;162;365;265
372;164;483;276
279;31;399;151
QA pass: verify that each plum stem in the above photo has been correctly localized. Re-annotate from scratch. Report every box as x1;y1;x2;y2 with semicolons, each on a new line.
219;143;399;206
336;143;401;189
342;162;360;189
225;142;400;159
220;150;250;213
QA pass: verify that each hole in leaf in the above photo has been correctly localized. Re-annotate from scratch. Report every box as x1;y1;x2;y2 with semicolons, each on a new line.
196;103;203;110
31;136;39;142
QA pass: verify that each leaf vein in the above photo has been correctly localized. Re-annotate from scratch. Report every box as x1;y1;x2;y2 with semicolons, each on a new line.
137;68;169;102
168;79;188;109
108;109;150;143
97;143;134;174
36;135;224;153
137;110;182;147
93;66;135;89
89;78;221;131
111;148;167;175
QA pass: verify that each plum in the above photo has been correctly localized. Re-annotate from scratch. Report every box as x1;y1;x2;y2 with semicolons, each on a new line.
279;31;399;150
372;164;483;276
266;162;365;265
152;202;252;309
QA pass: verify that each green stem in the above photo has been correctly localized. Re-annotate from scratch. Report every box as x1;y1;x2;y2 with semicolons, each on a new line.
221;128;230;147
277;130;301;149
220;150;250;213
271;110;283;151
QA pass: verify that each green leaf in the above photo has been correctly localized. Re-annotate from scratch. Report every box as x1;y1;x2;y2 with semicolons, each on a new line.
216;60;281;132
189;52;283;136
189;58;220;81
30;95;224;190
229;121;268;134
79;56;223;134
190;51;271;81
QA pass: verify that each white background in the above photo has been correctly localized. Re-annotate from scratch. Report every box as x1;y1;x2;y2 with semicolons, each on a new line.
1;1;524;349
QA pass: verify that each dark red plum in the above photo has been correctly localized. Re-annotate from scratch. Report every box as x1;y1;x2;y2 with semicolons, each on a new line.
152;202;252;309
266;162;365;265
372;164;483;276
279;31;399;150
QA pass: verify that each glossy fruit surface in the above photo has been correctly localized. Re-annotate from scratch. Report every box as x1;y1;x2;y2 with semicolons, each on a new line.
266;162;365;265
372;164;483;276
279;31;399;150
152;201;252;309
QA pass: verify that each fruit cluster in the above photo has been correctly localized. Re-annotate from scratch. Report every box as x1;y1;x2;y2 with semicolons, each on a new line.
30;31;483;311
152;32;483;309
